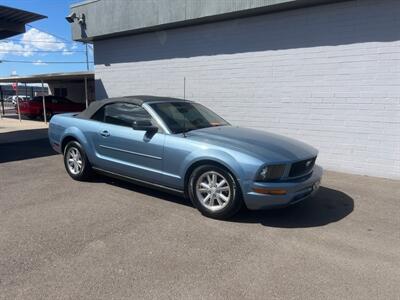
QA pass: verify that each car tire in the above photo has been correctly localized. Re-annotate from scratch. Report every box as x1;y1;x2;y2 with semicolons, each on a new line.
63;140;92;181
188;165;243;219
45;109;53;121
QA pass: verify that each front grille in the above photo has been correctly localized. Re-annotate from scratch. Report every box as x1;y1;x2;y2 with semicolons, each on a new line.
289;157;316;178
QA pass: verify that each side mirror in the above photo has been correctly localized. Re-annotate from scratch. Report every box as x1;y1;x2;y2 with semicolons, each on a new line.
132;119;158;133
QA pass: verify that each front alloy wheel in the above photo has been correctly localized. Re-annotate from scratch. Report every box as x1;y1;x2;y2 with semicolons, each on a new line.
189;165;243;219
196;171;231;212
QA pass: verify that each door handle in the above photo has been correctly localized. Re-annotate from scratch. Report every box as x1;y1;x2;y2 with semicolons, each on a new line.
100;130;110;137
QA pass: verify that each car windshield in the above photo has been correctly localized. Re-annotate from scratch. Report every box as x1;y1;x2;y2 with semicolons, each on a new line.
149;102;229;134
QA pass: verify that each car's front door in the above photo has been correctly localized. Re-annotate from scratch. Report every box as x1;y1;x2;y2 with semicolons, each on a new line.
90;102;165;183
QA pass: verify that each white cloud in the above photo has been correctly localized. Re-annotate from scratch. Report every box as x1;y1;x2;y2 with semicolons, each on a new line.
20;28;67;55
0;41;24;59
71;42;79;50
32;59;47;66
0;28;77;59
62;49;74;56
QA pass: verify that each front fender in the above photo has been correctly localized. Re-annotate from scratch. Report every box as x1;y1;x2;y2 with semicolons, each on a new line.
180;148;262;191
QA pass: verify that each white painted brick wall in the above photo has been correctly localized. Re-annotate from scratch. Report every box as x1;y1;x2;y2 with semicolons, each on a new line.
93;0;400;179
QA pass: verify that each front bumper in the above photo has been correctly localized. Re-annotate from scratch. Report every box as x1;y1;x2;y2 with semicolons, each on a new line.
243;165;323;210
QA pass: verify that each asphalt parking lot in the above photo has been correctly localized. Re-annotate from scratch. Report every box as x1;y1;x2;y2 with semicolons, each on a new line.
0;127;399;299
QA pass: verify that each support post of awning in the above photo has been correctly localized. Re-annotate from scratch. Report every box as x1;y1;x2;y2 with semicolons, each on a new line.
16;81;21;122
84;76;89;108
41;79;47;124
0;85;4;118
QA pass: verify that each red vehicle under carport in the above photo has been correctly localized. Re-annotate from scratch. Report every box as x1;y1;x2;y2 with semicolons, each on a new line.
18;96;86;120
0;71;94;122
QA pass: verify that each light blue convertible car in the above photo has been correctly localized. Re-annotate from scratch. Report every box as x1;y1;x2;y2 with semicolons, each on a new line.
49;96;322;219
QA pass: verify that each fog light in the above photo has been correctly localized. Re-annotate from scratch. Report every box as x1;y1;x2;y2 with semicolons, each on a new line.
253;188;287;195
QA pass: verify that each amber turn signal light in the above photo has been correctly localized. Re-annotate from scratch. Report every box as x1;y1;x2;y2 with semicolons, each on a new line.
252;188;287;195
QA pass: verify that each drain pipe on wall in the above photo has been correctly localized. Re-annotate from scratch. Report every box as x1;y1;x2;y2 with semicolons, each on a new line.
183;77;186;100
84;76;89;108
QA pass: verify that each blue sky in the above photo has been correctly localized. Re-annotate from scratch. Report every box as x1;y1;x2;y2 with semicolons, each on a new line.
0;0;93;77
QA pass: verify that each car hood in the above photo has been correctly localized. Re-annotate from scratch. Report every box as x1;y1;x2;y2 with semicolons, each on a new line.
186;126;318;163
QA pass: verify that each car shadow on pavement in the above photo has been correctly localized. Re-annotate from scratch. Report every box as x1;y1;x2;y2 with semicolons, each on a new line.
93;174;353;228
0;129;56;163
230;186;354;228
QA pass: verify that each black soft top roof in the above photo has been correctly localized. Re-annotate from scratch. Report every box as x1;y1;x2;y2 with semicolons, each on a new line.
77;95;190;119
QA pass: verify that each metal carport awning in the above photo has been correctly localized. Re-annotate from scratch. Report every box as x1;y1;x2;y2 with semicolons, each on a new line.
0;71;94;83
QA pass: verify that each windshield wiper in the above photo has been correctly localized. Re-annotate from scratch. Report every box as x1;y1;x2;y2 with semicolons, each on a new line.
179;124;227;135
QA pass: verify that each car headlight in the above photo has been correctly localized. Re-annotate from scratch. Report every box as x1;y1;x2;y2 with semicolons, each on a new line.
256;164;286;181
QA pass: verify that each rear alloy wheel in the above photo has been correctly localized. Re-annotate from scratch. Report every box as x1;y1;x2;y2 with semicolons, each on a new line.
64;141;92;181
189;165;243;219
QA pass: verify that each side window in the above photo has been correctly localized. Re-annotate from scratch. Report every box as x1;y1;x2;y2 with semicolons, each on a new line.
91;102;154;128
92;106;105;122
45;96;54;103
54;88;68;97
